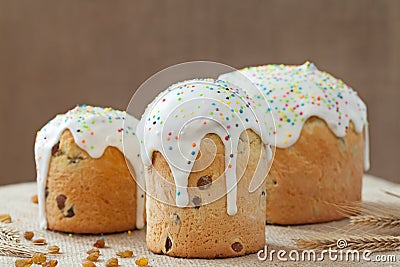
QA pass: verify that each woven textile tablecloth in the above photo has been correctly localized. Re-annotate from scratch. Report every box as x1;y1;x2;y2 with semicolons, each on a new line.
0;174;399;267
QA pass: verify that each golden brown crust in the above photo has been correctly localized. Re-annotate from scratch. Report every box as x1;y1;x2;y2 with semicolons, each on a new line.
266;117;364;224
45;130;137;234
146;130;268;258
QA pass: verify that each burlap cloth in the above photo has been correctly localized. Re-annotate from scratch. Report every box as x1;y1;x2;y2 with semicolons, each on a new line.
0;174;399;266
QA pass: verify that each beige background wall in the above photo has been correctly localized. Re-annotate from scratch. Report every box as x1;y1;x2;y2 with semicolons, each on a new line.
0;0;399;185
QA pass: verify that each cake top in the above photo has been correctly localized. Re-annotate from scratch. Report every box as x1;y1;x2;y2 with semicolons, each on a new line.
35;105;145;229
219;62;368;142
219;62;369;170
35;105;140;167
137;79;273;215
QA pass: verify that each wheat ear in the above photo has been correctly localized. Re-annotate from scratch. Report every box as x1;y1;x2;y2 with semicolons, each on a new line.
0;241;45;258
296;234;400;252
350;214;400;229
0;223;46;258
0;223;20;243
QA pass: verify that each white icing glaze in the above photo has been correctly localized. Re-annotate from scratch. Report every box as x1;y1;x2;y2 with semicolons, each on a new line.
219;62;370;170
136;79;273;215
35;105;145;230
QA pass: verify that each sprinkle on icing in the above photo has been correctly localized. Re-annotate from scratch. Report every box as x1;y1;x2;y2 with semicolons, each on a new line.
219;62;369;170
35;105;145;229
136;79;273;215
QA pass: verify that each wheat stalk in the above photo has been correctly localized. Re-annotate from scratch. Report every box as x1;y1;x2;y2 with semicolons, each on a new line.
385;190;400;199
0;241;45;258
333;202;400;232
350;214;400;229
0;223;20;243
296;200;400;253
296;234;400;252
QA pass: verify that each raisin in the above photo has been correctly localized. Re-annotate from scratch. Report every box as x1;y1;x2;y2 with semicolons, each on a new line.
32;253;46;264
93;239;105;248
56;195;67;210
135;257;149;266
51;142;60;156
31;194;38;204
32;239;47;245
87;251;99;261
105;258;118;267
65;206;75;217
192;196;202;208
116;250;133;258
165;236;172;252
231;242;243;252
45;187;49;199
82;259;96;267
172;213;181;225
15;259;33;267
86;248;100;255
23;231;34;240
197;175;212;190
48;245;60;254
41;260;58;267
0;214;11;223
68;156;84;164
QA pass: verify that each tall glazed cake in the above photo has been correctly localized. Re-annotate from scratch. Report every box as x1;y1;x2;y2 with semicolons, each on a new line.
35;105;145;233
220;62;369;224
137;79;273;258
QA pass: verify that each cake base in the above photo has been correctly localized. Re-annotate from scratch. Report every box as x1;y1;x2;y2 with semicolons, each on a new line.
266;117;364;225
45;130;138;234
146;130;268;258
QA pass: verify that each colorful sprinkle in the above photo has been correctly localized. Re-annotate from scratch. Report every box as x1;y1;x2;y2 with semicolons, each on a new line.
219;62;368;148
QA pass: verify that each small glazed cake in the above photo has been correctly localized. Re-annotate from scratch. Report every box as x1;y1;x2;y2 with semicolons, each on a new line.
220;62;369;224
137;79;273;258
35;105;145;234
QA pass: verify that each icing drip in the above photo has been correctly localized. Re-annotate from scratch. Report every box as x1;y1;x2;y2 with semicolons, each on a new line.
219;62;370;171
136;79;273;215
34;105;145;229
